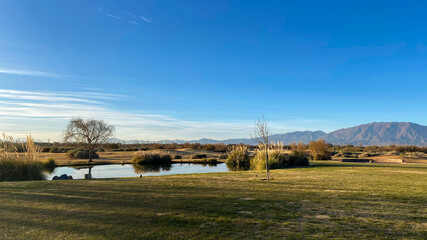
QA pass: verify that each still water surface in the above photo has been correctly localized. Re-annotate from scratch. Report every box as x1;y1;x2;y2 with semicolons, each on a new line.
46;163;230;180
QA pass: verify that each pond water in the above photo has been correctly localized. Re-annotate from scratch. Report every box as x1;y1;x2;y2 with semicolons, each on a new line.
45;163;230;180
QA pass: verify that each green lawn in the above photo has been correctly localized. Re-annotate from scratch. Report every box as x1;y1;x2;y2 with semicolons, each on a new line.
0;162;426;239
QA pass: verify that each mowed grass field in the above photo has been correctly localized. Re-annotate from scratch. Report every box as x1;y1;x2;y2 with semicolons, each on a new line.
0;162;426;239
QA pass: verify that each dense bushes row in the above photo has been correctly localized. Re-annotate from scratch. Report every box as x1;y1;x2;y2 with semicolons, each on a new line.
191;154;207;159
66;149;99;159
101;142;230;152
132;151;172;164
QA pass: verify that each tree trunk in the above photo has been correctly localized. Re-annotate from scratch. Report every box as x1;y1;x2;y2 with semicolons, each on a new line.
266;146;270;181
88;149;93;162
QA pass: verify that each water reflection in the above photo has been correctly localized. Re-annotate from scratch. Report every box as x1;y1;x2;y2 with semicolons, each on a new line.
132;163;172;174
45;162;229;180
226;163;250;171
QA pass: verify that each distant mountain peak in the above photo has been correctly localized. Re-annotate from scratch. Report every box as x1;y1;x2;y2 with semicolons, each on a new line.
110;122;427;146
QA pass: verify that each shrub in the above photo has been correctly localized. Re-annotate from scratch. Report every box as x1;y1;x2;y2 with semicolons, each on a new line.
49;147;59;153
173;155;182;159
226;145;250;169
311;153;332;161
205;158;218;163
43;158;57;174
132;151;172;164
359;152;380;158
309;139;331;160
288;150;309;167
41;147;51;153
219;154;228;159
251;144;309;170
335;151;359;158
191;154;207;159
251;144;289;170
0;134;45;181
66;149;99;159
105;143;120;150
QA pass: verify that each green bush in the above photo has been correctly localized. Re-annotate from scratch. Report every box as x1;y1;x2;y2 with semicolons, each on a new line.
173;155;182;159
288;150;309;167
0;158;45;181
219;154;228;159
49;147;59;153
191;154;207;159
43;158;57;174
66;149;99;159
49;147;68;153
132;151;172;164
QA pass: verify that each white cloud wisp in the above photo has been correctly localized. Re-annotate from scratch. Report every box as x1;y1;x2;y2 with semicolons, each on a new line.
0;89;253;142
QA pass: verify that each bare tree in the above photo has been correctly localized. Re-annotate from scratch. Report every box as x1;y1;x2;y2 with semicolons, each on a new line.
251;115;272;180
64;117;115;162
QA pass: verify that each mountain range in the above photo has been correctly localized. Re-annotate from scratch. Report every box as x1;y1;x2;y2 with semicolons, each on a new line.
112;122;427;146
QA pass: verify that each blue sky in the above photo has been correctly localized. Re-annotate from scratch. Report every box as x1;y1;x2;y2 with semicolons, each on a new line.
1;0;427;141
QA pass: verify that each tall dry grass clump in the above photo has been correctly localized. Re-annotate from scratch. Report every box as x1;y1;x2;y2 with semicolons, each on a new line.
0;134;45;181
251;143;287;170
251;142;309;170
226;145;250;169
132;151;172;164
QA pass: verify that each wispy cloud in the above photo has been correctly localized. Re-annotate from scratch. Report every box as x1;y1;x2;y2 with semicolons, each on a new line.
125;12;137;19
140;16;152;23
0;62;111;83
0;89;253;141
98;7;152;25
0;67;64;79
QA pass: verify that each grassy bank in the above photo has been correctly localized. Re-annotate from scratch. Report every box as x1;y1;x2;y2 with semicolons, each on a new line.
0;162;426;239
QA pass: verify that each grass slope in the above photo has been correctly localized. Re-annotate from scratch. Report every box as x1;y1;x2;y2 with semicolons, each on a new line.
0;162;426;239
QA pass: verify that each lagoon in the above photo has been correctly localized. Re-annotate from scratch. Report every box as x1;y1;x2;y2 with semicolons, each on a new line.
45;163;230;180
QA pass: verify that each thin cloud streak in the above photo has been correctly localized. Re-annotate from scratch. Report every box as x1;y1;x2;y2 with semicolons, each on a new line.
0;64;105;83
0;67;63;79
99;7;151;25
140;16;152;23
0;89;126;104
0;89;253;141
